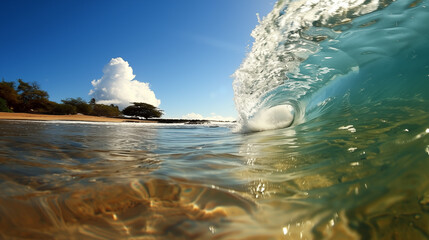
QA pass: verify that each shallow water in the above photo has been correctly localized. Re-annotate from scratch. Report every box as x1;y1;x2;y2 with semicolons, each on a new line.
1;118;428;239
0;121;250;239
2;0;429;238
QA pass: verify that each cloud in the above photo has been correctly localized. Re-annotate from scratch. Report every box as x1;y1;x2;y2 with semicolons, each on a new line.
182;112;236;122
89;57;160;109
182;113;204;120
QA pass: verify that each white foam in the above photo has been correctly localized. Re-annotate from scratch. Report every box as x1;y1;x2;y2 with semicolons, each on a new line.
243;105;294;132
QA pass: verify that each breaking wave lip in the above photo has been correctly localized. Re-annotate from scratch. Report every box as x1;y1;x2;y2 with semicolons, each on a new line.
233;0;428;132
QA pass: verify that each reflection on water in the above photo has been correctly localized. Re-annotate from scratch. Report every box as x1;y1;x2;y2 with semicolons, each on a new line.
1;119;429;239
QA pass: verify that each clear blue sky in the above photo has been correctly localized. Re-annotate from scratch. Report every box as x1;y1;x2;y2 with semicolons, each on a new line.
0;0;274;119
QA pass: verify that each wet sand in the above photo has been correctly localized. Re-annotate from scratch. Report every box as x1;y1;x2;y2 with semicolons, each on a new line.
0;112;157;123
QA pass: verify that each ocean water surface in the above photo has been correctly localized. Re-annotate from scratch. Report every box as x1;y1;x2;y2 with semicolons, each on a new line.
1;0;429;239
0;114;428;239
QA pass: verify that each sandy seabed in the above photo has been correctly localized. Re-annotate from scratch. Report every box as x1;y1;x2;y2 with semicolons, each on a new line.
0;112;155;123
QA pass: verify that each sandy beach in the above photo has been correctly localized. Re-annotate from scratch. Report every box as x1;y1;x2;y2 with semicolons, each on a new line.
0;112;156;123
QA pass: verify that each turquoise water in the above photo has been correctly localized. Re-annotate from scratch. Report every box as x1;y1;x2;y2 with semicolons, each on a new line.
1;0;429;239
233;0;429;132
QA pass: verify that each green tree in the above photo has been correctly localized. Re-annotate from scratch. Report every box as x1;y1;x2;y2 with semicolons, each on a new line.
122;102;163;119
61;97;92;115
16;79;50;112
91;104;121;117
0;98;12;112
51;103;77;115
0;80;19;111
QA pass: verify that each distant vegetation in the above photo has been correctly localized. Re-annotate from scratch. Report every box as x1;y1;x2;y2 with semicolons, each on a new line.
122;102;163;119
0;78;162;118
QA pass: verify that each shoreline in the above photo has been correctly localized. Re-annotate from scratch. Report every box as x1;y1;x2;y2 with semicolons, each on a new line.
0;112;222;124
0;112;157;123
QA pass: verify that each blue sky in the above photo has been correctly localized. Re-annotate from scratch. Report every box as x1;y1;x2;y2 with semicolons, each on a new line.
0;0;274;119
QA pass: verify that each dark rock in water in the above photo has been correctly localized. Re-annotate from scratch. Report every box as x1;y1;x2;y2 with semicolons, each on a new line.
120;117;212;124
149;119;211;124
185;120;210;125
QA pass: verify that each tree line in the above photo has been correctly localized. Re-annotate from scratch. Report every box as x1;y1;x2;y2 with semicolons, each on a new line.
0;79;163;119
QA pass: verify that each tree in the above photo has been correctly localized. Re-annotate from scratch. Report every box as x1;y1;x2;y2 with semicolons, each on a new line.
91;104;121;117
0;80;19;111
0;98;12;112
51;103;77;115
16;79;50;112
61;97;92;115
122;102;163;119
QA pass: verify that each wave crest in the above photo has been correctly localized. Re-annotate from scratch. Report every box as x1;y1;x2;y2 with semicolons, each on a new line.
233;0;399;131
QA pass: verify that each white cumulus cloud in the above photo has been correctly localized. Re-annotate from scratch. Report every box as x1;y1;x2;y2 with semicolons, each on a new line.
89;57;160;109
182;113;204;120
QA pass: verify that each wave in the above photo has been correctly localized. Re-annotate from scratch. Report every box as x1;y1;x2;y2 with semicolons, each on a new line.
233;0;429;132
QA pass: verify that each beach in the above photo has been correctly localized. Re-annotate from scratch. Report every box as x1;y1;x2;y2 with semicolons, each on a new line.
0;112;156;123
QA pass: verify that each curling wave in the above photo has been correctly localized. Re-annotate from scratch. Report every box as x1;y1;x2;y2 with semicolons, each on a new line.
233;0;429;132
